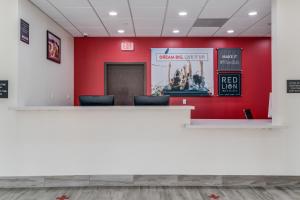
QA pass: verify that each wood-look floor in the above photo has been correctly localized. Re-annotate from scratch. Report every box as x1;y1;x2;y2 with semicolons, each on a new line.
0;187;300;200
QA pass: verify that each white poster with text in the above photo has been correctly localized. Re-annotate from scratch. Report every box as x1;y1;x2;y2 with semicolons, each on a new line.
151;48;214;96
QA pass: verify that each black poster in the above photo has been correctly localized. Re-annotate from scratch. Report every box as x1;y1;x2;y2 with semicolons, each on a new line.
287;80;300;93
20;19;29;44
218;48;242;71
0;80;8;98
218;73;241;96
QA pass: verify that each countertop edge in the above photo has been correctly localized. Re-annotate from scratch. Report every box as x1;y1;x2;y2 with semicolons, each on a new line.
10;106;195;111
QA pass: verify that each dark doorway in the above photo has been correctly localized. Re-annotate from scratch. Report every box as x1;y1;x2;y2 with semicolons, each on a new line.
105;63;146;105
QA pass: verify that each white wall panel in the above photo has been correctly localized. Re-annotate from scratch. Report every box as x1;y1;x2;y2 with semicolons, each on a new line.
18;0;74;106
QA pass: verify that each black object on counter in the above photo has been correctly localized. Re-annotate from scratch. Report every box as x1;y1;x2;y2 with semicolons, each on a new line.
79;95;114;106
134;96;169;106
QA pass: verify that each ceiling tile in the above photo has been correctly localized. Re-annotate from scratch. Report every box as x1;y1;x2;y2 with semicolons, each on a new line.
234;0;271;18
129;0;167;7
188;27;219;37
241;27;270;36
165;0;207;19
214;17;255;36
77;26;107;36
100;19;133;36
58;7;102;27
30;0;65;22
162;19;195;36
65;27;82;37
163;26;190;37
214;0;271;37
131;6;166;19
89;0;134;36
30;0;272;37
200;0;248;19
30;0;80;36
47;0;108;35
134;19;163;27
109;26;135;37
47;0;90;8
89;0;131;19
240;14;271;36
136;28;162;36
129;0;167;36
134;19;162;36
162;0;207;36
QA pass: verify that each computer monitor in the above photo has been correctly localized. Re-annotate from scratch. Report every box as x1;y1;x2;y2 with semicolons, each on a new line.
79;95;114;106
134;96;170;106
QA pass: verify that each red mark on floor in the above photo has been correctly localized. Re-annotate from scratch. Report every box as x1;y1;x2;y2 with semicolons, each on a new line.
209;193;220;200
56;194;69;200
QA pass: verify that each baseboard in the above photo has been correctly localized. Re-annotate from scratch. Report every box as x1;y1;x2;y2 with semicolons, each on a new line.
0;175;300;188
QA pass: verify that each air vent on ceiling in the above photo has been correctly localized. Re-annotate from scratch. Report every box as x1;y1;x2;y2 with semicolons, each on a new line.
193;18;229;27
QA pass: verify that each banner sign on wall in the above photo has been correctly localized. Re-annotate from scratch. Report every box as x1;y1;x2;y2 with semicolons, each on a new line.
151;48;214;96
218;73;241;96
218;48;242;71
287;80;300;93
0;80;8;98
20;19;29;44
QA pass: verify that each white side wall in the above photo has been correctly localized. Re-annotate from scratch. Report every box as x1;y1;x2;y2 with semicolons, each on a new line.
18;0;74;106
272;0;300;175
0;0;19;175
0;0;300;177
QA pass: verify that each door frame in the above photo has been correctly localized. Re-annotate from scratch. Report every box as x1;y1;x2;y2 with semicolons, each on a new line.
104;62;147;96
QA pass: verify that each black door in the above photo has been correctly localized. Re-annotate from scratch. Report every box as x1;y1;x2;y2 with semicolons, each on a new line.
106;63;145;105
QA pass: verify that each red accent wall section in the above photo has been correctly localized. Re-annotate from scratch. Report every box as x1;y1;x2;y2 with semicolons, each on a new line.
74;37;271;119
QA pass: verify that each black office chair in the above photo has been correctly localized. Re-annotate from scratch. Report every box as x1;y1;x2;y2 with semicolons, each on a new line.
134;96;170;106
243;109;253;119
79;95;114;106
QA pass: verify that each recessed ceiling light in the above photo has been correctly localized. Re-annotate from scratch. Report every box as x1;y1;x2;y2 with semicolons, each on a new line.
173;29;180;34
118;29;125;34
109;11;118;16
178;11;187;16
83;33;88;37
248;11;258;16
227;29;234;34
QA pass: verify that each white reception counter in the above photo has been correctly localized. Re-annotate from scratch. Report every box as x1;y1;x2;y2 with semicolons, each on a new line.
7;105;284;176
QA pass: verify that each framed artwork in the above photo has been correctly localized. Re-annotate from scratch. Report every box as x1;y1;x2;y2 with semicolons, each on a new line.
20;19;29;44
151;48;214;97
47;31;61;63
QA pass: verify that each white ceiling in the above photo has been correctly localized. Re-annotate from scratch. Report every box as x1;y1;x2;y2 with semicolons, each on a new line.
30;0;271;37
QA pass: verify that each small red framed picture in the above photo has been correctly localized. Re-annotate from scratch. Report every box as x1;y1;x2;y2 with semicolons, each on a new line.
47;31;61;64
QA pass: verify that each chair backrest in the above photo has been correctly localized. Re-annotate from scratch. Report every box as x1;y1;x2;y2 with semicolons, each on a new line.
79;95;114;106
243;109;253;119
134;96;170;106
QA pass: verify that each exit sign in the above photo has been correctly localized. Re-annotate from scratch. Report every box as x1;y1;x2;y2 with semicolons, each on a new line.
121;41;134;51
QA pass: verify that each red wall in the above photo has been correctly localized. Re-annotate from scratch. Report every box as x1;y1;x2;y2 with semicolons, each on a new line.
74;37;271;119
